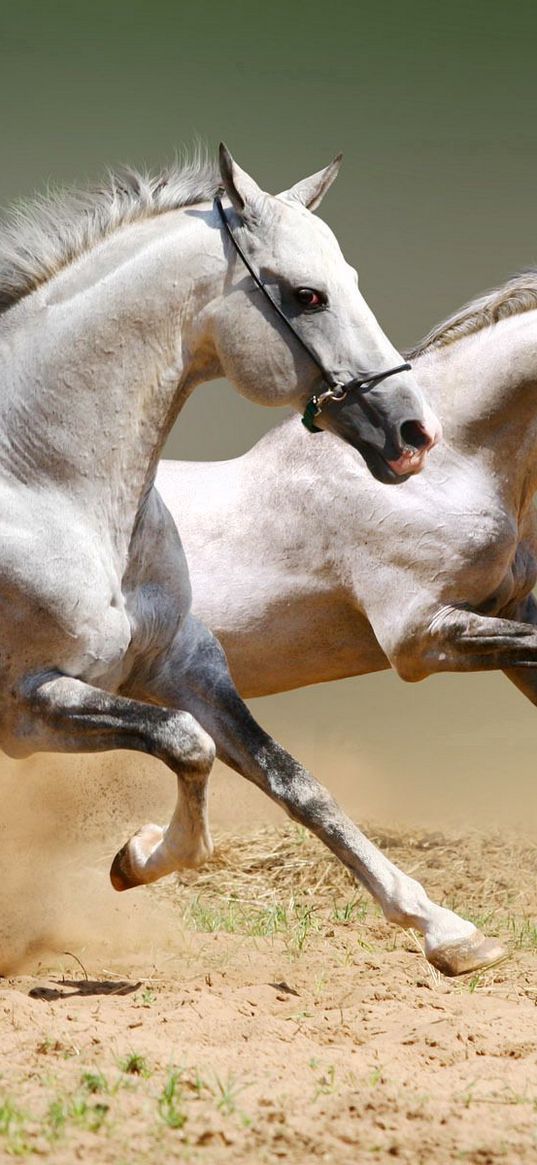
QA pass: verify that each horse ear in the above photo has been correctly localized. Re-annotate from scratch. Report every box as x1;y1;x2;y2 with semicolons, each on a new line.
278;154;342;212
218;143;268;222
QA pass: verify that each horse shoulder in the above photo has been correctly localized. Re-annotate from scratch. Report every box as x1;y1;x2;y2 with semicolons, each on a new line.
0;481;131;686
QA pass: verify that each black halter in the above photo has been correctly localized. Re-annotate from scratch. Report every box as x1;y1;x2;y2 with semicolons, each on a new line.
214;196;411;432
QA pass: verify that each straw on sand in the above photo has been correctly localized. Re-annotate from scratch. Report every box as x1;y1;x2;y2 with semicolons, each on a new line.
163;823;537;919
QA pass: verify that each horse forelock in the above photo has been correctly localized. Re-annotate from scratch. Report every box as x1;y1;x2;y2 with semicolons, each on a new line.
407;271;537;359
0;149;221;315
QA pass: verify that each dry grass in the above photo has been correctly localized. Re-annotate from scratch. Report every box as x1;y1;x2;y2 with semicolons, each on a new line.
173;824;356;906
156;823;537;951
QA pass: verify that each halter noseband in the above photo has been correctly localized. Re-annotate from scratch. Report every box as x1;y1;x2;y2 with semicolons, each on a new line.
214;195;411;432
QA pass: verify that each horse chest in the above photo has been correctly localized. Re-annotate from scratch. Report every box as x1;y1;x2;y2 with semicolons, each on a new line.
0;486;132;686
414;473;518;596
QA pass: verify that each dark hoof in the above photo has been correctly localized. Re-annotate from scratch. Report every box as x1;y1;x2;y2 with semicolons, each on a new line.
428;930;509;978
110;843;139;892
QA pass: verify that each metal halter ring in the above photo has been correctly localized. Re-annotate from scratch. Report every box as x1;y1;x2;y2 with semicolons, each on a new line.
301;364;412;432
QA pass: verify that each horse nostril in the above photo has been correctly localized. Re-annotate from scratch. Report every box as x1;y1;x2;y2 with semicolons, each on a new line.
399;420;431;452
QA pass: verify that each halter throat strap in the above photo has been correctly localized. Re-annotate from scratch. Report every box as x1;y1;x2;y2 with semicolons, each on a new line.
214;195;411;433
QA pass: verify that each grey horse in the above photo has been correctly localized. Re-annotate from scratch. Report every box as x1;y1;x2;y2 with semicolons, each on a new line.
0;149;456;972
158;274;537;976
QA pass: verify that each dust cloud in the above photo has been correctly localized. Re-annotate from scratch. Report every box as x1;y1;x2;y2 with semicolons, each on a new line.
0;753;182;976
1;662;535;976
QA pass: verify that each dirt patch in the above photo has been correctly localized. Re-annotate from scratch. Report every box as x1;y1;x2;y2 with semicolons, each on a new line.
1;824;536;1163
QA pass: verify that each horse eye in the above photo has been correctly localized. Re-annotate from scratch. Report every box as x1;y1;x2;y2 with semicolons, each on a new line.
294;287;326;310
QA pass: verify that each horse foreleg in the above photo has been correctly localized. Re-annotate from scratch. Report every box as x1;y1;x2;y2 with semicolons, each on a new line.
18;671;215;888
139;616;505;977
385;602;537;683
502;595;537;705
386;598;537;698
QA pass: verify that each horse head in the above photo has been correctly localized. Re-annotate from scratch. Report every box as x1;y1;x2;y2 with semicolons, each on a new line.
209;145;441;483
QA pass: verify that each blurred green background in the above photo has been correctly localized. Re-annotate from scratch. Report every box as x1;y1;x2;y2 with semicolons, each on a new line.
1;0;537;831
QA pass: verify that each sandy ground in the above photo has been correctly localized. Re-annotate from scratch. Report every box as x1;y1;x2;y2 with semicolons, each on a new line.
1;755;536;1164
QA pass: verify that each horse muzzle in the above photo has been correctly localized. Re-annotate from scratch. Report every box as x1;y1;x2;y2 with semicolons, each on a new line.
386;414;443;477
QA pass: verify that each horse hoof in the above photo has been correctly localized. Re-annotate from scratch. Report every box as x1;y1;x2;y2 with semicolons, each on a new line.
110;842;139;892
427;929;508;978
110;823;165;891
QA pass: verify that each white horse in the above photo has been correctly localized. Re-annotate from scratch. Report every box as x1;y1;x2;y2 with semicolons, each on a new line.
161;273;537;697
156;274;537;977
0;148;453;967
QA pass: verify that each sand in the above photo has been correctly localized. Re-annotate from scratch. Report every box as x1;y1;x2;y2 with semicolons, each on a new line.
0;754;536;1163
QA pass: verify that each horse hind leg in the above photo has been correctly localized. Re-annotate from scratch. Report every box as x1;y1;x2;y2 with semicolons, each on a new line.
141;615;507;978
17;670;215;890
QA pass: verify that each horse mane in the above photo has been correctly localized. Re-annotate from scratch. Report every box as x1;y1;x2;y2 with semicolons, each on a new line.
408;270;537;358
0;149;221;315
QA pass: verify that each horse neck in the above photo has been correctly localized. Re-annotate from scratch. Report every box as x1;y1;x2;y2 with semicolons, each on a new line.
0;207;222;532
415;310;537;511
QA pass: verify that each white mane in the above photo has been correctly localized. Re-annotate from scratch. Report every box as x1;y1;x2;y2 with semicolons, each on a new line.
409;270;537;357
0;150;221;314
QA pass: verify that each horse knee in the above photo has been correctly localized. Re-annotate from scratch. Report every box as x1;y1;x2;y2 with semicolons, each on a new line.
384;631;431;682
157;710;216;775
379;604;457;680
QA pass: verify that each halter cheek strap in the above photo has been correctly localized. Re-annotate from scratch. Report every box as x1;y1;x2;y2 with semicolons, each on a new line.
214;196;411;432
